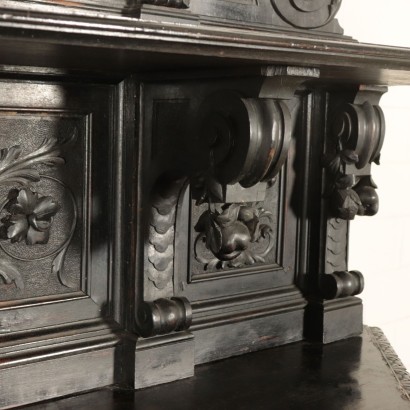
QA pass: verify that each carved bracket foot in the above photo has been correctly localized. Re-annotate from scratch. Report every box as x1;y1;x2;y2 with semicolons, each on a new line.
321;270;364;300
137;297;192;338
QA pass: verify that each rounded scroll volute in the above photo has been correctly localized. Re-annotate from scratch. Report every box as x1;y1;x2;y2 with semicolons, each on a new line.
198;91;292;188
332;101;385;169
271;0;342;29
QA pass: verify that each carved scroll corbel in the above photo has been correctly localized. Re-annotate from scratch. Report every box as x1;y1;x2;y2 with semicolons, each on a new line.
322;86;387;300
325;87;387;220
191;68;320;271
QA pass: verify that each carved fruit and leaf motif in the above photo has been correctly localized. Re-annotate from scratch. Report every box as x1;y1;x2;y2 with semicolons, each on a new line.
0;130;77;290
194;202;274;270
324;147;379;220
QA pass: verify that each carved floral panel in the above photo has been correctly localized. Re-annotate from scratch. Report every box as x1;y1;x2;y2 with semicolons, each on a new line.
189;180;281;279
0;112;86;301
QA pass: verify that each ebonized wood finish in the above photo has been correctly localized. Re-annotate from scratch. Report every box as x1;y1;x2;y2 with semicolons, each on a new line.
20;327;410;410
0;0;409;407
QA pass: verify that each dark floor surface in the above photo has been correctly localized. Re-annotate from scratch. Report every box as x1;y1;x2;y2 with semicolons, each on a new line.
21;327;410;410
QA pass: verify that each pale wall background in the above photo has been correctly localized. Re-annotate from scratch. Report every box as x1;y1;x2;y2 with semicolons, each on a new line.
337;1;410;369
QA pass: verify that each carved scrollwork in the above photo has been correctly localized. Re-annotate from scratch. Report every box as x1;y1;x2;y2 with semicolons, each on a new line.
325;101;385;220
194;203;274;270
271;0;342;29
198;92;292;188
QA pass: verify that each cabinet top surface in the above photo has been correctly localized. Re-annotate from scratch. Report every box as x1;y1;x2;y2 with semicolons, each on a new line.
1;6;410;85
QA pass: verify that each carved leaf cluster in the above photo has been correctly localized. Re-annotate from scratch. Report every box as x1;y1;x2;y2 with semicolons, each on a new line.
147;178;186;290
0;259;24;290
0;130;77;187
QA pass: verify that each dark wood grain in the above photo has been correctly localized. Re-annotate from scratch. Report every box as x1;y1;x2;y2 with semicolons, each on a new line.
1;9;410;84
20;327;410;410
0;0;409;407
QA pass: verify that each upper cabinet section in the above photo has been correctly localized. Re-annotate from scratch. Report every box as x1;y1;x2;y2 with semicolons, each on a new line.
140;0;344;35
3;0;344;35
2;0;410;86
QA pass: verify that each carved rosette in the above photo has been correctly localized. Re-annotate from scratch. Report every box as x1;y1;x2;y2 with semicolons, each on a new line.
271;0;342;29
1;188;59;245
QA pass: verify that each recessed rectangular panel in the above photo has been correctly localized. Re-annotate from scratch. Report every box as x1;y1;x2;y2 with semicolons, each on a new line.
0;112;88;301
0;79;115;327
190;179;281;280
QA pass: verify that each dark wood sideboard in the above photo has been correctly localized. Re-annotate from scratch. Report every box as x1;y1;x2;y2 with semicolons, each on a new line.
0;1;409;408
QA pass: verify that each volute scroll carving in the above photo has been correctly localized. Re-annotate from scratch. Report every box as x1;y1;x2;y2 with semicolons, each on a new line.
325;88;386;221
271;0;342;29
197;92;292;189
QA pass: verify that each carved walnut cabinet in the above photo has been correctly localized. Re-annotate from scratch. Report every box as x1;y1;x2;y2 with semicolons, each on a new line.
0;0;409;407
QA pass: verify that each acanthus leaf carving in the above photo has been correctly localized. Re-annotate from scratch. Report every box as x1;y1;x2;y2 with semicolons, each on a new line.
0;259;24;290
0;130;77;187
0;128;78;291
